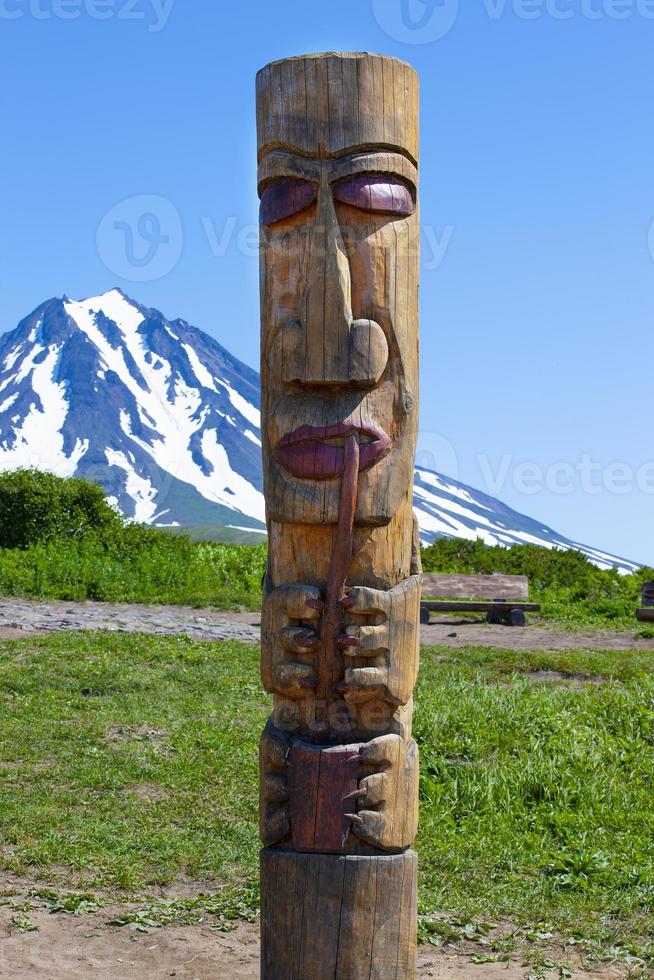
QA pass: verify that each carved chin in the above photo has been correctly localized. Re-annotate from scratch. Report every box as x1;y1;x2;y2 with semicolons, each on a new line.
265;448;414;526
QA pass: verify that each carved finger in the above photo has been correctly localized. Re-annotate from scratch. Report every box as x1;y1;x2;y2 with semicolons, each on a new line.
277;584;323;622
260;724;290;771
261;806;290;847
346;586;390;619
341;623;389;656
357;772;387;808
340;667;388;704
262;773;288;804
358;733;402;769
273;660;317;697
282;626;319;653
354;809;387;847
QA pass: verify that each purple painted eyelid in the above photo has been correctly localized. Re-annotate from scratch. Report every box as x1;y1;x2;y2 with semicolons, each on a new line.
333;174;415;216
260;178;318;226
259;174;415;225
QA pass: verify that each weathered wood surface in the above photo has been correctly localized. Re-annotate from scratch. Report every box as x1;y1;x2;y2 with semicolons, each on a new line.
257;50;421;978
260;850;417;980
421;600;540;614
421;573;530;601
637;608;654;622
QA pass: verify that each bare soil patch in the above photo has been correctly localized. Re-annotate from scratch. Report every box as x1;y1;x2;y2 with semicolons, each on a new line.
421;617;654;651
0;904;633;980
0;874;636;979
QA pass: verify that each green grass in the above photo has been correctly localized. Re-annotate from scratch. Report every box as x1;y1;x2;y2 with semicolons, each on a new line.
1;632;654;966
416;645;654;960
0;632;263;891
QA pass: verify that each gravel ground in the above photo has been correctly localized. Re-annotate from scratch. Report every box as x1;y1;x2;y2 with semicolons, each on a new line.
0;596;651;651
0;598;261;644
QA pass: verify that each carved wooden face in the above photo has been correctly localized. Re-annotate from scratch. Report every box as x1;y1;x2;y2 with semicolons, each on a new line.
259;149;420;526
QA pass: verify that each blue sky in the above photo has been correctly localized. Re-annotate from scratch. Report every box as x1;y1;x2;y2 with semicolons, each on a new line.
1;0;652;563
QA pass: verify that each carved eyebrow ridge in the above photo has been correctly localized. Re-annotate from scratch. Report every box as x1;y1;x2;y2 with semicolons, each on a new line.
258;152;417;197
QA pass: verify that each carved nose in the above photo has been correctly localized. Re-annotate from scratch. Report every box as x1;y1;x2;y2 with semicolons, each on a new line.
277;175;388;387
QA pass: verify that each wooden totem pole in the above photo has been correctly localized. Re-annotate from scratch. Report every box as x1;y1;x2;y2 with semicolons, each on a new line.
257;52;421;979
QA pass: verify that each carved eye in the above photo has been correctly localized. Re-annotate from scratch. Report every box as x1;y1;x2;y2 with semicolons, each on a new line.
333;175;415;217
260;178;318;225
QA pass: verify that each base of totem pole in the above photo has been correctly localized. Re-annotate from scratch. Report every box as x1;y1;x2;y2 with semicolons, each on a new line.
260;849;417;979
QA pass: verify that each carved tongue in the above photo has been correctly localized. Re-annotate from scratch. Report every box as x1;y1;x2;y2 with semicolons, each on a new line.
315;434;359;739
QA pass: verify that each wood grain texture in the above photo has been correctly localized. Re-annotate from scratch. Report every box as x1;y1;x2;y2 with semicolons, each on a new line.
288;742;361;853
421;600;540;614
257;51;420;978
260;849;418;980
421;573;530;601
256;52;419;164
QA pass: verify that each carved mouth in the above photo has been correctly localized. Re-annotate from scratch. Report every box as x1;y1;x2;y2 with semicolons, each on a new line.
275;422;391;481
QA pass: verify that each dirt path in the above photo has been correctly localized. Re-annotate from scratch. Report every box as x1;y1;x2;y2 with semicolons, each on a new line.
0;903;633;979
0;597;261;644
0;596;651;650
420;617;654;651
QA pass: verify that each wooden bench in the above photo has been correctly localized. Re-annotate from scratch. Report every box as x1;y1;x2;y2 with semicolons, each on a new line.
637;583;654;623
420;573;540;628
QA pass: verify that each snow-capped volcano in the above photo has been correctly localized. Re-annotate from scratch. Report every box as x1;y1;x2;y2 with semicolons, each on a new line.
0;289;264;531
0;289;639;571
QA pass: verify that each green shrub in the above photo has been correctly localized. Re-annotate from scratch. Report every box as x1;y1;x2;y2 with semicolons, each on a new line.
421;538;653;629
0;469;123;549
0;469;268;608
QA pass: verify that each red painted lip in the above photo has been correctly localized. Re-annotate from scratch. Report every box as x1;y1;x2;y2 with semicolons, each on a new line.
275;421;391;481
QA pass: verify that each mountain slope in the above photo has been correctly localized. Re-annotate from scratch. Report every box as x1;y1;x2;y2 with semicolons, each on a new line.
414;467;638;573
0;289;639;571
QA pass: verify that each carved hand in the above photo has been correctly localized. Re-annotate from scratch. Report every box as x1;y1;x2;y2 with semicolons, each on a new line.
261;584;323;699
339;575;421;707
354;734;419;852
